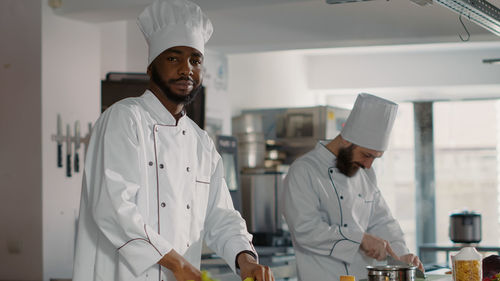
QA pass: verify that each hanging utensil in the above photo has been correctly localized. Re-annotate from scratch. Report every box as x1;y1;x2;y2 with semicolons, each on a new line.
74;121;80;173
57;114;63;167
66;124;72;177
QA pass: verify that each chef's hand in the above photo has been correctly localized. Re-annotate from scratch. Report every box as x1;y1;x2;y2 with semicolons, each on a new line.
400;253;425;272
158;249;201;281
360;233;391;261
385;244;425;273
237;252;275;281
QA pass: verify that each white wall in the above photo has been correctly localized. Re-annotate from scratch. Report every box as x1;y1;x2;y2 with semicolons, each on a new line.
100;21;128;78
125;20;149;73
42;1;101;280
228;42;500;114
306;43;500;90
228;51;313;116
0;1;43;280
204;50;231;135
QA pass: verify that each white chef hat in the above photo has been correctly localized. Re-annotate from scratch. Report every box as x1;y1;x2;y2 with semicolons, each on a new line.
341;93;398;151
137;0;213;65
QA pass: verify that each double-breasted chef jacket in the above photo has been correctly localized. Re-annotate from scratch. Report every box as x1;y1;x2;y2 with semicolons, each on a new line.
73;90;255;281
281;141;409;281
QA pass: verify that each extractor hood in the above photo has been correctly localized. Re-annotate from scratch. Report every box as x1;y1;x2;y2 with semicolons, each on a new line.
434;0;500;36
326;0;500;37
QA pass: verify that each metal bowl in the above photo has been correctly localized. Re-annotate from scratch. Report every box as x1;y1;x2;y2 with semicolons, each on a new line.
367;265;416;281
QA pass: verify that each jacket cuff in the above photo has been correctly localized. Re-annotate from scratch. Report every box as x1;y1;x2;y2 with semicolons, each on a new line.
223;237;258;273
118;224;172;276
330;239;360;264
341;227;364;244
329;226;364;264
390;241;409;257
235;250;258;269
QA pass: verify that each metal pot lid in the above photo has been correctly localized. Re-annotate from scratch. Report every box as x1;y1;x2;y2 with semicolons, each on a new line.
450;210;481;216
367;265;417;274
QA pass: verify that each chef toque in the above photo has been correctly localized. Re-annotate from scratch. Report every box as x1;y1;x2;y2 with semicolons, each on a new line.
341;93;398;151
137;0;213;65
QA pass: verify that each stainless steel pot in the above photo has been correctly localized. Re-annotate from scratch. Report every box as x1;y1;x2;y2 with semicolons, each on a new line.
449;211;481;243
367;265;416;281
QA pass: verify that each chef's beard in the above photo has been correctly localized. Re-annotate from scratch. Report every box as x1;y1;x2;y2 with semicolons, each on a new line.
150;65;202;105
336;144;362;177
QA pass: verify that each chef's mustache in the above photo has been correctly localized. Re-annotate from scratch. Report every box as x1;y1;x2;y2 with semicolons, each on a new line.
169;77;195;83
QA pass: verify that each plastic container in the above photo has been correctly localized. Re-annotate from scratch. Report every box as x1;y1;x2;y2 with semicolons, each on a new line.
451;246;482;281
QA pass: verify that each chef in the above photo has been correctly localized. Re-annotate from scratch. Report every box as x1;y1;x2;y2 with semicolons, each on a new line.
73;0;274;280
281;93;424;281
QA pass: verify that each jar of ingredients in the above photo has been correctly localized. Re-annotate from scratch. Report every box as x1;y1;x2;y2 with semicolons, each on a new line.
452;246;482;281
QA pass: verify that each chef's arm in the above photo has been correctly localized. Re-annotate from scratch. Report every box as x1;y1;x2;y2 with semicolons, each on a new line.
366;190;408;256
158;249;201;280
85;105;173;275
203;152;258;273
237;252;274;281
282;164;364;264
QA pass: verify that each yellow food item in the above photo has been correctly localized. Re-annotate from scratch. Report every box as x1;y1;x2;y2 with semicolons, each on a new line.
243;278;255;281
340;275;355;281
455;260;481;281
186;270;220;281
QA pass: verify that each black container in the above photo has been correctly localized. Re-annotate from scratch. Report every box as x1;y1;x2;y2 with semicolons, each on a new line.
449;211;482;243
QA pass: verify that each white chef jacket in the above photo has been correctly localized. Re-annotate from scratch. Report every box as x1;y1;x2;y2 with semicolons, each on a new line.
281;141;408;281
73;90;255;281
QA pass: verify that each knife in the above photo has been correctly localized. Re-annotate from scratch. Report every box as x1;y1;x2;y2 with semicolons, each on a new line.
66;124;72;177
387;255;426;278
57;114;63;167
74;121;80;173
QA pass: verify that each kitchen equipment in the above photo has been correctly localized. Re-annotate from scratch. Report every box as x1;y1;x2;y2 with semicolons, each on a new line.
232;113;263;134
451;246;482;281
387;255;426;278
57;114;63;167
449;211;481;243
240;170;287;246
232;114;266;169
240;106;351;165
74;121;80;173
66;124;72;177
366;265;416;281
216;135;242;212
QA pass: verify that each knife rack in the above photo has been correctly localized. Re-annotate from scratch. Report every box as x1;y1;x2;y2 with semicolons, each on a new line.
51;114;92;178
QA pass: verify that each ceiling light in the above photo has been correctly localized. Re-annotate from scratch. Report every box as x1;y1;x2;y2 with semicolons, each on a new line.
483;58;500;64
433;0;500;36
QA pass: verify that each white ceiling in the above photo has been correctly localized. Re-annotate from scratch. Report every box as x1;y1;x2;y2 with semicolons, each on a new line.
54;0;500;102
55;0;500;53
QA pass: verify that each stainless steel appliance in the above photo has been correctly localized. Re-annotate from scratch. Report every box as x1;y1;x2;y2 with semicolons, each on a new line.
240;106;350;165
216;135;242;212
232;114;266;169
240;170;288;246
449;211;482;243
276;106;350;163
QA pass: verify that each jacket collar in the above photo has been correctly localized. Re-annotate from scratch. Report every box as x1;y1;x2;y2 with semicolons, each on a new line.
316;140;337;167
141;90;186;126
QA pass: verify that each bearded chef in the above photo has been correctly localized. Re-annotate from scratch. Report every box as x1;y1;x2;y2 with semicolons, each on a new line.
281;93;424;281
73;1;274;280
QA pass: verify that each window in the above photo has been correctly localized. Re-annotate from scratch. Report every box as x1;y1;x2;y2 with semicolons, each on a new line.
434;100;500;248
